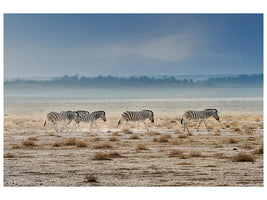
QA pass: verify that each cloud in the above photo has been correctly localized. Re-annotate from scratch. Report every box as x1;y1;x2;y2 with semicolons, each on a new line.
73;31;197;63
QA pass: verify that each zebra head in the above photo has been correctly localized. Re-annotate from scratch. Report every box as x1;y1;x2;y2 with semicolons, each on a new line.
91;111;106;122
205;109;219;121
143;110;154;123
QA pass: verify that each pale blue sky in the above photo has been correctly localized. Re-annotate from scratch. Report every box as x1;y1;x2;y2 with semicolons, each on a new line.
4;14;263;78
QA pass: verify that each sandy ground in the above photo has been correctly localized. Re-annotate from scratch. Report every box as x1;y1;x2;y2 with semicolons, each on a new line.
3;100;263;186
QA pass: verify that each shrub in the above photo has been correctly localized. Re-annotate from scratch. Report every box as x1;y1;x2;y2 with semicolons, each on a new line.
189;150;202;157
228;138;238;144
76;140;88;147
109;136;119;141
21;140;36;147
233;152;255;162
169;149;184;158
129;134;139;139
64;138;77;146
85;174;98;182
253;144;263;154
136;143;148;151
94;142;112;149
92;151;121;160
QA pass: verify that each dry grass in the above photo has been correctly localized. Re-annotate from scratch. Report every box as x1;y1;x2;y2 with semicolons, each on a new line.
241;143;252;149
4;152;15;158
153;134;171;143
85;174;98;182
27;137;38;141
122;128;134;134
75;140;88;148
253;144;263;154
214;129;221;136
64;138;77;146
21;140;36;147
189;150;202;158
227;137;238;144
129;134;139;140
168;149;184;158
94;142;112;149
233;152;255;162
92;151;121;160
178;134;188;139
109;136;120;141
136;143;148;151
146;131;161;136
177;162;193;165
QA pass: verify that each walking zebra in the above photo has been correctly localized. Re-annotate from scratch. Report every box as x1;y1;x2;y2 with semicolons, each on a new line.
118;110;154;131
181;109;220;132
43;111;79;132
74;110;106;130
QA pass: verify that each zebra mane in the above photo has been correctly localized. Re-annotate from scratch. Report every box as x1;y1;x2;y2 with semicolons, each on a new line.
91;111;105;115
205;109;217;112
142;110;153;115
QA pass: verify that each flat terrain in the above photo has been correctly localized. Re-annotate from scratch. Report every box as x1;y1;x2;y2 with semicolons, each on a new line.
4;113;263;186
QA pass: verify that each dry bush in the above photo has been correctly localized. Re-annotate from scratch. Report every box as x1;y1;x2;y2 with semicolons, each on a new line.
253;144;263;154
177;162;193;165
64;138;77;146
242;124;257;130
21;140;36;147
233;152;255;162
92;137;102;142
92;151;121;160
109;136;119;141
178;134;188;139
4;152;15;158
122;128;133;134
27;137;38;141
168;149;184;158
169;139;180;145
52;141;63;147
170;120;177;124
76;140;88;148
189;150;202;158
233;127;241;132
94;142;112;149
85;174;98;182
129;134;139;140
227;137;238;144
146;131;160;136
153;134;171;143
136;143;148;151
258;122;263;129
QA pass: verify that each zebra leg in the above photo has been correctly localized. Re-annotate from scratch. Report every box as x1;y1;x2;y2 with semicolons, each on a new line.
197;120;203;131
93;121;100;131
53;122;59;133
136;121;140;131
185;120;190;133
143;121;149;132
204;120;209;131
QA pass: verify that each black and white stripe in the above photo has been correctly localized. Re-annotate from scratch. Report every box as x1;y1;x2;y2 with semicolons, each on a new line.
181;109;220;132
118;110;154;131
75;110;106;130
43;111;79;132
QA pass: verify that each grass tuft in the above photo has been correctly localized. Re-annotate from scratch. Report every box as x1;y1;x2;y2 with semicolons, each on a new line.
233;152;255;162
85;174;98;182
136;143;148;151
169;149;184;158
94;142;112;149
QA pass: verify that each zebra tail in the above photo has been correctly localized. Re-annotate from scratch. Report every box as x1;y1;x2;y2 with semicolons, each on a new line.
181;115;184;125
43;114;47;127
118;119;121;126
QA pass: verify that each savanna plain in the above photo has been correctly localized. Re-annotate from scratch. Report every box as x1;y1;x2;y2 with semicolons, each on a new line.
4;100;263;186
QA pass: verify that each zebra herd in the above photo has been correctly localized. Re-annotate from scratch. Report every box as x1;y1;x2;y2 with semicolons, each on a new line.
43;109;220;133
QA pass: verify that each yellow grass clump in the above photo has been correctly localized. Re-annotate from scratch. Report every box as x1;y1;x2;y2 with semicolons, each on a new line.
109;136;120;141
21;140;36;147
168;149;184;158
129;134;139;140
4;152;15;158
153;134;171;143
189;150;202;158
94;142;112;149
92;151;121;160
227;137;238;144
253;144;263;154
136;143;148;151
233;152;255;162
122;128;134;134
85;174;98;182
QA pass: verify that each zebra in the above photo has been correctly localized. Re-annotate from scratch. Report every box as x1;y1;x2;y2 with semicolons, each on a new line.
118;110;154;131
43;111;79;132
74;110;106;130
181;109;220;132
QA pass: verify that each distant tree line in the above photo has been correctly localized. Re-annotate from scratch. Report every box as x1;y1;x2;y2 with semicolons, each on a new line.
4;74;263;88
